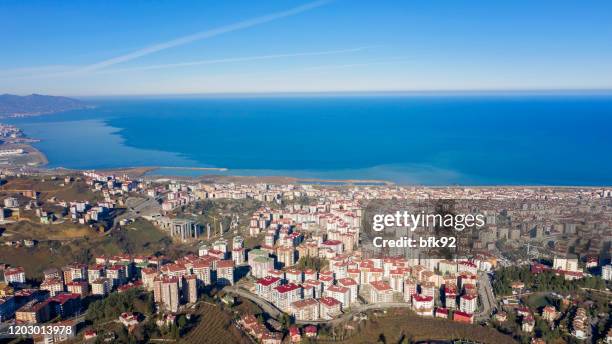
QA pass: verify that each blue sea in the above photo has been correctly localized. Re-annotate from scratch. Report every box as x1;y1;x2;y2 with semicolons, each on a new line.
6;94;612;185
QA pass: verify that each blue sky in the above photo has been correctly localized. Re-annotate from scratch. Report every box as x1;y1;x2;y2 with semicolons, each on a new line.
1;0;611;96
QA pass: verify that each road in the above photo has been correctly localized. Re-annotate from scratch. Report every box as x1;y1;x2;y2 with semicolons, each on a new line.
224;286;284;319
474;272;496;322
299;302;412;325
224;286;411;325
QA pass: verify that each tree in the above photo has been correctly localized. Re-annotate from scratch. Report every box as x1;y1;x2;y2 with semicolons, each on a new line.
177;314;188;331
296;256;328;271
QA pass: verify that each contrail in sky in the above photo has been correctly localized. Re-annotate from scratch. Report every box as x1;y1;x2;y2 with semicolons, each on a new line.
75;0;332;73
103;47;370;73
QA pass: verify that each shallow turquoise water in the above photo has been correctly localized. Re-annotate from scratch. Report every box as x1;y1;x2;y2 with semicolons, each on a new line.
8;94;612;185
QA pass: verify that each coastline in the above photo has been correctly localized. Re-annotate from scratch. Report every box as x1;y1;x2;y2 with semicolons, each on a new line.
3;147;611;187
3;103;612;186
0;132;608;187
1;130;608;187
0;122;48;169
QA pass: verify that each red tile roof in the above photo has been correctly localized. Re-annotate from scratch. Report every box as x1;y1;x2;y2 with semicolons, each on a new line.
274;283;300;293
318;296;341;307
257;276;280;287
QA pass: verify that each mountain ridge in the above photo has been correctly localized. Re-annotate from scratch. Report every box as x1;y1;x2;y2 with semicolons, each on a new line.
0;93;88;118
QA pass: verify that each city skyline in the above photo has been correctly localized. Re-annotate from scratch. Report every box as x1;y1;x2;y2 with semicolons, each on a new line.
1;0;612;96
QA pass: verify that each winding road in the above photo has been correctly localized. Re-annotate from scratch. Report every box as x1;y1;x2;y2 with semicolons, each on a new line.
226;272;498;326
474;272;496;321
224;286;412;325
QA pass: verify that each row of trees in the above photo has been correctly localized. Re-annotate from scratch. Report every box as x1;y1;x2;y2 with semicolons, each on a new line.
492;266;606;296
85;288;154;323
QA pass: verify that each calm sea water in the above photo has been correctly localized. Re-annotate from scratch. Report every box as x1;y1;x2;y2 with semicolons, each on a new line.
6;95;612;185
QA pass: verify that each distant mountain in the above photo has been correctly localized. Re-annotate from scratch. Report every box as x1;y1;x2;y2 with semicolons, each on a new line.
0;94;88;118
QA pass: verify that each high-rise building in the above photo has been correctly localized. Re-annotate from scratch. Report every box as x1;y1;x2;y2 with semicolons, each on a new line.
602;265;612;281
217;260;235;286
460;294;477;314
91;278;111;296
276;246;295;268
183;275;198;304
369;281;393;303
155;276;180;312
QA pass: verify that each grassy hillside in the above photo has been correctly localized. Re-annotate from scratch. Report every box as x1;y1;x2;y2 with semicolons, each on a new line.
0;218;187;280
326;308;516;344
179;303;250;344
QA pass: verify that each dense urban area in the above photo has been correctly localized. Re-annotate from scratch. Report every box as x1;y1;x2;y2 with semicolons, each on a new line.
0;167;609;344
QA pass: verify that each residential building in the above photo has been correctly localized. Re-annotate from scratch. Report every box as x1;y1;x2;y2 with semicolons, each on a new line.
290;298;320;321
460;294;477;314
318;296;342;319
323;285;350;308
272;283;301;313
412;294;434;317
217;260;235;286
369;280;393;303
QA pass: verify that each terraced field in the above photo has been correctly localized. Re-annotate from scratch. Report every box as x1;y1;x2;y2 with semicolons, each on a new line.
179;303;250;344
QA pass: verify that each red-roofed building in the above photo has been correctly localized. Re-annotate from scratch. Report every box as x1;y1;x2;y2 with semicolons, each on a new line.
272;283;301;312
369;280;393;303
141;267;158;291
318;275;334;287
154;276;180;312
256;276;281;300
288;326;301;343
403;278;418;303
4;267;26;285
435;307;449;319
366;267;384;284
106;265;127;287
119;312;140;330
324;284;351;307
83;329;97;341
49;293;81;318
318;296;341;319
40;278;64;297
337;277;358;304
412;294;434;317
346;268;361;282
217;260;235;286
444;285;458;309
304;325;317;338
460;294;477;314
303;268;317;281
87;264;106;284
453;310;474;324
66;280;88;297
192;257;214;286
267;269;285;280
291;298;319;321
463;283;477;297
285;268;303;284
207;249;226;260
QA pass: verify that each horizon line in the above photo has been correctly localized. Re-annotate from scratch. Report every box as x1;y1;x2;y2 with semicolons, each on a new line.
60;88;612;99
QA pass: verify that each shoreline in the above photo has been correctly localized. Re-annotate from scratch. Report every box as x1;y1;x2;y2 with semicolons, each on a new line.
2;120;611;187
28;164;612;188
5;156;612;187
2;141;610;187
